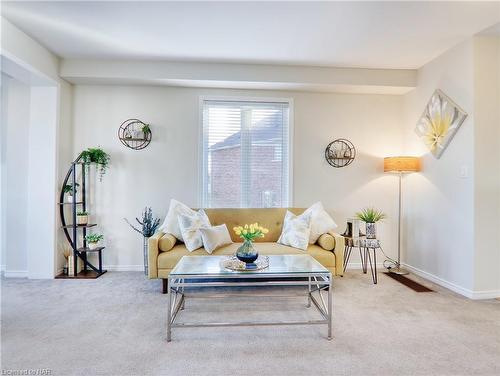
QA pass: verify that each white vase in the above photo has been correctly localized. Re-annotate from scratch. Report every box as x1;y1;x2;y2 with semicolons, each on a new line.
66;195;74;203
366;222;377;239
88;242;99;250
77;215;88;225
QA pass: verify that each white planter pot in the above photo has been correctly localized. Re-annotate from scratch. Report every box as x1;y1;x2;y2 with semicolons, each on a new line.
88;242;99;250
66;195;74;203
77;215;88;225
366;222;377;239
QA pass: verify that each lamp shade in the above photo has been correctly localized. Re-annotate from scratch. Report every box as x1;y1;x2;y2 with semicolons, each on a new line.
384;156;421;173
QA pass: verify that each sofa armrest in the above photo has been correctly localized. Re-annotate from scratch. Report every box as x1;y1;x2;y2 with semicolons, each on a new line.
148;232;164;279
328;231;345;276
148;232;177;279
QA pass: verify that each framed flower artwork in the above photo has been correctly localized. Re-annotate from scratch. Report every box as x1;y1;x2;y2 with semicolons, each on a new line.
415;89;468;159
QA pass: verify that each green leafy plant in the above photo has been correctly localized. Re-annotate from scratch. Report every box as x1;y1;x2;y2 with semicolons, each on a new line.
141;124;151;134
80;147;110;181
355;208;386;223
63;183;80;194
124;207;161;238
85;233;103;243
77;211;89;216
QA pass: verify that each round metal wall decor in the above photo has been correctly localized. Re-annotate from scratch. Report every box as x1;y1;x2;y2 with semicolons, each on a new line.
325;138;356;168
118;119;152;150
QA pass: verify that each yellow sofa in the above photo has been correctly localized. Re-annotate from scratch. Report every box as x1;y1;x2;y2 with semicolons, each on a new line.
148;208;345;292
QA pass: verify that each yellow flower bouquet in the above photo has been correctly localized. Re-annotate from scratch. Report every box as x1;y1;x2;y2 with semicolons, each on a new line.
233;223;269;263
233;223;269;242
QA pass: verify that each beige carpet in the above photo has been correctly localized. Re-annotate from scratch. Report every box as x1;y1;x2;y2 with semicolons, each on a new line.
1;271;499;376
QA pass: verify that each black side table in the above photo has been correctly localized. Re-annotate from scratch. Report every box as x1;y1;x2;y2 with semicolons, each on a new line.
342;236;381;284
343;236;365;273
359;239;381;284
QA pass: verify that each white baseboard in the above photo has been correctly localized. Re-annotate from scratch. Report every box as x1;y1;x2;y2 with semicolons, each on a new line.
104;265;144;272
402;263;500;300
469;290;500;300
3;270;28;278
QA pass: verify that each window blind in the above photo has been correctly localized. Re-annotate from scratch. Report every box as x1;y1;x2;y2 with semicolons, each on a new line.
202;99;290;208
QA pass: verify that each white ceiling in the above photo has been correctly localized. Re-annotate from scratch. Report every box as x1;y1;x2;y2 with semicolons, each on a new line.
2;1;500;69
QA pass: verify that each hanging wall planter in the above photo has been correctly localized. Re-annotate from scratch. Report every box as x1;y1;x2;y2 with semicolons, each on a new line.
118;119;152;150
325;138;356;168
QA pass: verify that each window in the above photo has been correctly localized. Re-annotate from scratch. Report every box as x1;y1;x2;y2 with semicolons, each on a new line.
202;99;290;208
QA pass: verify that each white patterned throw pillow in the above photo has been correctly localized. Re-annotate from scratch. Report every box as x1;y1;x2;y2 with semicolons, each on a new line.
303;202;338;244
177;210;211;252
199;224;233;254
278;210;313;251
158;199;196;241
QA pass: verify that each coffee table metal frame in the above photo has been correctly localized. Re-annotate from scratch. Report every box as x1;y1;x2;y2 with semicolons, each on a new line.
166;257;333;342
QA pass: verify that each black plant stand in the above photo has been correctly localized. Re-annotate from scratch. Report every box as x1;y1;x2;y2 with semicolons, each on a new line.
56;155;107;279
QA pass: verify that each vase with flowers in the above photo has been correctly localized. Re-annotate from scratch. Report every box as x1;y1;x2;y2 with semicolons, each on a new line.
233;223;269;264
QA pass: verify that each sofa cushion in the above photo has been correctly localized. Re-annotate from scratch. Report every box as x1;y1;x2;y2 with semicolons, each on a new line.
157;242;335;270
303;202;338;243
178;210;211;251
159;199;196;241
158;233;177;252
199;224;233;254
317;233;335;251
277;210;312;251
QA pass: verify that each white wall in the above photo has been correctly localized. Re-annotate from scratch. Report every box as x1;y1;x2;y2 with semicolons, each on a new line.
1;16;73;278
26;87;58;278
1;75;31;276
55;80;74;273
403;36;500;298
472;36;500;294
0;75;7;271
72;85;403;269
402;40;475;293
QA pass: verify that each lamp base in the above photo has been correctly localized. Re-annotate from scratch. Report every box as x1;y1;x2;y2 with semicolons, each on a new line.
388;266;409;275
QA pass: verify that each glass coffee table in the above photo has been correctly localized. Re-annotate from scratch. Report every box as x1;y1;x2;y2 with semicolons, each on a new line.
166;254;333;342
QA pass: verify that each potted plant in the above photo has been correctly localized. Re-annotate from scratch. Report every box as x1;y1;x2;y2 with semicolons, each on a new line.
355;208;386;239
77;211;89;225
141;124;151;138
85;233;103;250
63;183;80;203
233;223;269;264
80;147;110;181
124;207;161;275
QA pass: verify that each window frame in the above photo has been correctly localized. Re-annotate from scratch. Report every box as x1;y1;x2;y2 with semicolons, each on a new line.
198;95;294;208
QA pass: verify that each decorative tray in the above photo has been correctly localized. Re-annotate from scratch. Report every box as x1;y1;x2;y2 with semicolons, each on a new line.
220;255;270;272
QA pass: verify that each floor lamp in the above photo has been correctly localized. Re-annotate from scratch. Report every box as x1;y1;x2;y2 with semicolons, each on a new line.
383;156;421;275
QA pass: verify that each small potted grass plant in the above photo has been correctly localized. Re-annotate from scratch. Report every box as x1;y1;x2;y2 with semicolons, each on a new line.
355;208;386;239
77;211;89;225
85;233;103;250
63;183;80;203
